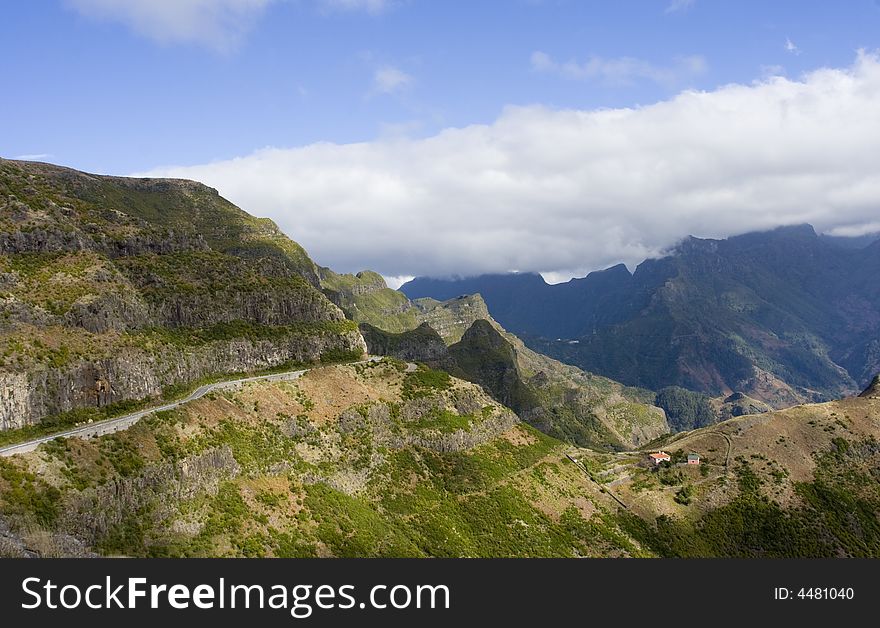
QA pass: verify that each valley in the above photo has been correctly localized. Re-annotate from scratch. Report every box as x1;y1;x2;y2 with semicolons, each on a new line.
1;158;879;559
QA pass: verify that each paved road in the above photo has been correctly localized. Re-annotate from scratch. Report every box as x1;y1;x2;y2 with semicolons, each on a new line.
0;357;383;458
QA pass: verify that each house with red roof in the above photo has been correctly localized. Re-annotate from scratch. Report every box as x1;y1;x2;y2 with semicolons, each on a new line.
648;451;671;465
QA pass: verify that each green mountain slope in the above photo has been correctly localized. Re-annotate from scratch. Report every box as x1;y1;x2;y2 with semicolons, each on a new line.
319;269;420;333
591;382;880;557
0;361;646;558
321;272;669;449
0;159;365;438
362;316;668;450
3;359;879;558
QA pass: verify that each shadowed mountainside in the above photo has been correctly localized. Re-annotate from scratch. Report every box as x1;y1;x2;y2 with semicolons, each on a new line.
402;225;880;407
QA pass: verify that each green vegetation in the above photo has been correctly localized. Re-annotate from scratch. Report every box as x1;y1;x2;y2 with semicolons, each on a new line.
319;268;420;332
625;442;880;557
674;484;693;505
402;366;452;399
305;484;423;557
0;458;61;527
0;355;649;558
130;320;358;349
655;386;716;431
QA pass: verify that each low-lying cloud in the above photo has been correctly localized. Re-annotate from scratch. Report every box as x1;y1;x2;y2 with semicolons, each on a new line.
141;52;880;281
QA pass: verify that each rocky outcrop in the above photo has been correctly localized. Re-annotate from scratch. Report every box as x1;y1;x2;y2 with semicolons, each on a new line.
718;391;772;419
62;291;152;333
360;322;449;363
0;372;30;431
60;447;239;548
388;411;519;453
338;396;520;455
347;271;387;296
412;295;491;344
151;286;343;329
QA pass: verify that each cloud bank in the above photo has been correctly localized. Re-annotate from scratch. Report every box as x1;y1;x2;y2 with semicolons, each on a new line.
141;52;880;281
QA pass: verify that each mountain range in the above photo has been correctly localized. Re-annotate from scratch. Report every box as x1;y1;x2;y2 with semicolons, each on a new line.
2;158;880;559
401;225;880;407
319;269;668;450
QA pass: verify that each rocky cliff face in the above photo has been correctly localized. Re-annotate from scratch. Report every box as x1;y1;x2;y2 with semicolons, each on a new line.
360;322;449;363
0;329;365;430
411;295;492;344
59;446;240;548
0;159;365;432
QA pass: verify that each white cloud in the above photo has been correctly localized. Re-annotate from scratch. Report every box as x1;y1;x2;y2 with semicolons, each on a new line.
827;222;880;237
382;275;415;289
760;64;786;78
65;0;394;51
531;50;707;87
66;0;278;52
11;153;53;161
319;0;395;13
372;65;413;94
665;0;695;13
139;52;880;281
785;38;801;55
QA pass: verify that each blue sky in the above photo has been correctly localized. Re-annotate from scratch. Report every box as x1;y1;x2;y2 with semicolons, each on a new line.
3;1;880;281
3;0;877;173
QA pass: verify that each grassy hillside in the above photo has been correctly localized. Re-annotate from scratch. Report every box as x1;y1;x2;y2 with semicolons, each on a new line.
318;269;420;333
3;359;879;558
0;360;645;558
580;391;880;557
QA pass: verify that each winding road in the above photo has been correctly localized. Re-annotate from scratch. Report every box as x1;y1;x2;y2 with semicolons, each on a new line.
0;357;383;458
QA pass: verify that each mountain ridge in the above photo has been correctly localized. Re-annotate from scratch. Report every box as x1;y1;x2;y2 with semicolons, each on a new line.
401;224;880;406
